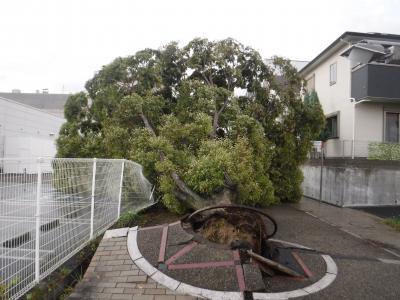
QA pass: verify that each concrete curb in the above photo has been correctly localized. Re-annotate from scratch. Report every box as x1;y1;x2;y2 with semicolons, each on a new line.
103;227;129;239
127;227;338;299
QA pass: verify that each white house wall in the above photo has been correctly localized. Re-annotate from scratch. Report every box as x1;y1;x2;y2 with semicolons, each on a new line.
306;45;354;140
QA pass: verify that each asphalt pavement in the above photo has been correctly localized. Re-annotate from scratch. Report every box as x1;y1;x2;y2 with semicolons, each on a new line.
355;206;400;219
266;202;400;299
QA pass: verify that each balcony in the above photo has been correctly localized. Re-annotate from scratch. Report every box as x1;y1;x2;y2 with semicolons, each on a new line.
351;63;400;102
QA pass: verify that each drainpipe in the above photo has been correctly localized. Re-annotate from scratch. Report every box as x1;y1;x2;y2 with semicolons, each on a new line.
350;98;355;159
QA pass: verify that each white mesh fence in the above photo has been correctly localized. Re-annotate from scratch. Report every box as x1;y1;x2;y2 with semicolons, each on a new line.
0;158;154;300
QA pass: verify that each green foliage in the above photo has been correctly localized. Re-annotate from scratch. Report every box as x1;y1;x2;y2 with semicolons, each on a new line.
384;217;400;231
0;277;18;298
368;142;400;160
57;38;324;212
111;211;139;228
304;90;327;142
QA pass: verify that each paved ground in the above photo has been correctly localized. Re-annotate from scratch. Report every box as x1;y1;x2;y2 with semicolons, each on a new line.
296;197;400;252
69;234;198;300
71;200;400;299
135;221;328;294
270;201;400;299
355;206;400;219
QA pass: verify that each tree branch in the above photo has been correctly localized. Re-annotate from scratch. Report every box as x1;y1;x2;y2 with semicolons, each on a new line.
139;111;208;207
140;113;156;135
212;98;229;137
171;172;210;208
201;73;211;85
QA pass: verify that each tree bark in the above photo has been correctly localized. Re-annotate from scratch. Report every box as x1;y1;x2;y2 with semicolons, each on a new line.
211;99;228;138
140;113;156;135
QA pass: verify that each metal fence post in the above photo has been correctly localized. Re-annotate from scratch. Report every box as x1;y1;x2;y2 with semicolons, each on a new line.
117;160;125;219
35;157;42;283
90;158;97;240
319;148;324;203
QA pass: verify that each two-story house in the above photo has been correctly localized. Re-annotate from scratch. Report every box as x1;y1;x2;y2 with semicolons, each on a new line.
300;32;400;158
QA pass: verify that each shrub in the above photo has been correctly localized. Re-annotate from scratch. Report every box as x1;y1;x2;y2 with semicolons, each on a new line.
368;142;400;160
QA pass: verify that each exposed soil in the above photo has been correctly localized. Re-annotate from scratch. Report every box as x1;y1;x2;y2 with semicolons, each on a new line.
137;204;181;226
187;208;268;254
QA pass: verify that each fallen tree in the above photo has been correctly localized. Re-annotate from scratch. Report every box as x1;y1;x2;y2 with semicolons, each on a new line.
57;38;324;212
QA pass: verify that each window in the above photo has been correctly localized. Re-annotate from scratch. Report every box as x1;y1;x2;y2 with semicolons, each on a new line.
385;112;400;143
326;115;338;138
329;62;337;85
306;74;315;91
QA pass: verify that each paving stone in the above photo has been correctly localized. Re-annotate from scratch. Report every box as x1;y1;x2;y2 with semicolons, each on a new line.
103;246;122;251
107;276;129;283
97;251;112;256
101;255;118;261
112;250;129;255
111;294;133;300
176;296;198;300
88;292;112;299
102;271;122;277
127;275;148;282
154;296;176;300
123;288;145;294
120;270;140;276
113;265;132;271
68;235;198;300
136;283;157;289
131;296;155;300
117;283;137;288
103;287;125;293
105;259;126;266
144;288;166;295
84;286;105;293
96;266;114;272
94;282;118;288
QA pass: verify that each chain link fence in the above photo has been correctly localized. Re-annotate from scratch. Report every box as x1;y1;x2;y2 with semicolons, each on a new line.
0;158;154;300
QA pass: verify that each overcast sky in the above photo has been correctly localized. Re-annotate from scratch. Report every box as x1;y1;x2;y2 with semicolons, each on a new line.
1;0;399;94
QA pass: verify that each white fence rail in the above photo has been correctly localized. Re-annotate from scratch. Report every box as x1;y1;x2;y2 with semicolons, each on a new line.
310;139;400;159
0;158;154;300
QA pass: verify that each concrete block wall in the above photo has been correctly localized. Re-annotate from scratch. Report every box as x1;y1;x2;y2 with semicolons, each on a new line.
302;159;400;207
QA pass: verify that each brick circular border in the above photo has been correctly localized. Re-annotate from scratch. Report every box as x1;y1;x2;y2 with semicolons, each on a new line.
127;226;337;300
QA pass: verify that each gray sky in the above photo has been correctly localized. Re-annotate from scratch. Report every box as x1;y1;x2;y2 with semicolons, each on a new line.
1;0;399;94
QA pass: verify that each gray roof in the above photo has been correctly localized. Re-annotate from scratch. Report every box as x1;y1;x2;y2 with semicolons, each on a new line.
300;31;400;76
0;92;70;110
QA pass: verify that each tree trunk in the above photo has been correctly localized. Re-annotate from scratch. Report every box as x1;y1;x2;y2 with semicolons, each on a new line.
140;113;156;135
139;111;233;210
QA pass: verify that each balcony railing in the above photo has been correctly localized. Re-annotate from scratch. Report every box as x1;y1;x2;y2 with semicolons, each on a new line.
310;139;400;160
351;63;400;102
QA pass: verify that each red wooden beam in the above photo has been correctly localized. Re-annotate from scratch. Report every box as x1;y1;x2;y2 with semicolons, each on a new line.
158;225;169;263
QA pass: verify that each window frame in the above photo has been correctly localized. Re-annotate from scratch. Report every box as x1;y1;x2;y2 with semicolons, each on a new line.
329;62;337;86
325;112;340;139
383;110;400;143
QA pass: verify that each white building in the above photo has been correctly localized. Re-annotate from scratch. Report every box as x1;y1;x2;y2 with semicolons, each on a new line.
300;32;400;158
0;96;65;172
